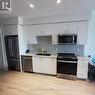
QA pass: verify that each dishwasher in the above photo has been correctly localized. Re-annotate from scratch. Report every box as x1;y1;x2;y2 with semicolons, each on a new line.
21;56;33;72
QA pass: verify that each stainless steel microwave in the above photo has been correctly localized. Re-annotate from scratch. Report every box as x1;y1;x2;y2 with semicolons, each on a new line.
58;34;77;44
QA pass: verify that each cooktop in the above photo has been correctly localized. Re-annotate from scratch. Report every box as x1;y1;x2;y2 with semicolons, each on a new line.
57;53;77;61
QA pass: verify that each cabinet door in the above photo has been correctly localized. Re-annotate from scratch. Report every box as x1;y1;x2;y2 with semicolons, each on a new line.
77;59;88;79
43;24;52;35
32;57;43;73
77;21;88;45
26;36;37;44
52;22;78;35
66;22;78;34
22;26;38;44
33;57;57;75
4;25;18;35
52;23;67;34
29;25;45;36
43;57;56;75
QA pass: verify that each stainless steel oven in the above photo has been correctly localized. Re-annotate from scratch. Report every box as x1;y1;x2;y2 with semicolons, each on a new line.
57;53;77;79
57;60;77;75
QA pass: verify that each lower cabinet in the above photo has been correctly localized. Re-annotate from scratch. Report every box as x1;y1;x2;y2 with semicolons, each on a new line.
32;57;43;73
77;57;89;79
21;56;32;72
32;57;57;75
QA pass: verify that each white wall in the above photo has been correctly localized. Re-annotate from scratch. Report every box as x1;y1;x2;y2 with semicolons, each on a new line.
85;11;95;57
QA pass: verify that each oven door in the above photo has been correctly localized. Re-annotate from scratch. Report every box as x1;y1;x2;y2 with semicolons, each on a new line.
57;60;77;75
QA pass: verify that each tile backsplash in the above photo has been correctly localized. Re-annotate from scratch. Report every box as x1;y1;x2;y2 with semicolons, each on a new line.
27;44;84;56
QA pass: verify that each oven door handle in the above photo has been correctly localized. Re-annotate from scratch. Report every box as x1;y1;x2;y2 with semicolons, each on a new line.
57;60;77;63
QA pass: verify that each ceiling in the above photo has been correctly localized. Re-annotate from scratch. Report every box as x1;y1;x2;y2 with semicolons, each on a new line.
0;0;95;18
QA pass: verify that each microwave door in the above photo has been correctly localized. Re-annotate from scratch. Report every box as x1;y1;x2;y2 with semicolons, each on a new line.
66;36;73;43
58;36;72;43
58;35;77;44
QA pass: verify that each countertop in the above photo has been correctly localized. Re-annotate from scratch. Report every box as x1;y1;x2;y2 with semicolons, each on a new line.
77;56;89;60
21;53;89;60
21;53;58;58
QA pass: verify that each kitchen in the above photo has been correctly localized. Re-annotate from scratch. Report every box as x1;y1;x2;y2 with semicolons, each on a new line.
2;17;88;80
0;0;95;95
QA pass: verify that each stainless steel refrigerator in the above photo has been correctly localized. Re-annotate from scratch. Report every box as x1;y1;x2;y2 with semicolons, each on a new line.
5;35;20;71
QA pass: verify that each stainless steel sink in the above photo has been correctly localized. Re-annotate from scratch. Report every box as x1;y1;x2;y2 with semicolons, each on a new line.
36;54;51;56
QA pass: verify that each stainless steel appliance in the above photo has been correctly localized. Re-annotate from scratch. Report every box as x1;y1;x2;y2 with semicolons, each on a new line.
21;56;33;72
58;34;77;44
5;35;20;71
57;53;77;80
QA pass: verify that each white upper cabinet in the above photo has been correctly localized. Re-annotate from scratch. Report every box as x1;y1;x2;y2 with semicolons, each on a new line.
77;21;88;45
43;24;52;35
51;23;67;34
27;36;37;44
23;25;43;36
34;25;46;35
66;22;78;34
22;20;88;45
51;22;78;35
29;24;51;36
22;26;38;44
51;22;78;44
4;25;18;36
51;21;88;45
